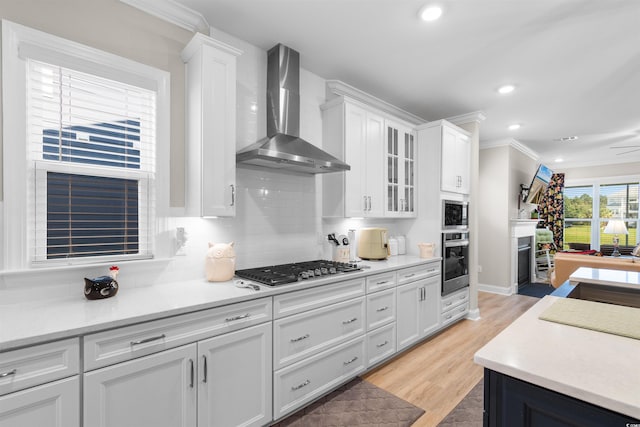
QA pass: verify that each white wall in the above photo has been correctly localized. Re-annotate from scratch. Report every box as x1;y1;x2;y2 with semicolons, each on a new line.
478;146;510;290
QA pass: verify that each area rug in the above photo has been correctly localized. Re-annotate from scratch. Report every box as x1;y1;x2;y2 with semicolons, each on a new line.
437;378;483;427
273;377;425;426
518;282;554;298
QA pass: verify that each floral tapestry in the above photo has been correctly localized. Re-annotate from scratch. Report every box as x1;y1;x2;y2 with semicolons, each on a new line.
538;173;564;249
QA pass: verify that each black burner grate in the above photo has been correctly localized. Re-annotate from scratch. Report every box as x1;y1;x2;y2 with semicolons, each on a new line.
235;260;361;286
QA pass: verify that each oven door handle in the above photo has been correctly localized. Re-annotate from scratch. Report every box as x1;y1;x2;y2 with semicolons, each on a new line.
444;240;469;248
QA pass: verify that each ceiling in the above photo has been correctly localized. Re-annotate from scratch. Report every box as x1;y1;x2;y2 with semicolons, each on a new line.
173;0;640;168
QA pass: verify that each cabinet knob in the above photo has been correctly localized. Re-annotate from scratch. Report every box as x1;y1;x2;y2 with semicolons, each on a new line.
230;184;235;206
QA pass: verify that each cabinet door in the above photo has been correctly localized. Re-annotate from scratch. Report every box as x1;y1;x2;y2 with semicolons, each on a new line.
344;103;368;217
200;43;237;217
441;126;470;194
197;323;272;427
402;128;416;215
419;276;441;337
457;132;470;194
396;281;421;351
0;377;79;427
365;112;385;217
441;126;461;193
385;122;416;217
84;344;197;427
183;35;239;217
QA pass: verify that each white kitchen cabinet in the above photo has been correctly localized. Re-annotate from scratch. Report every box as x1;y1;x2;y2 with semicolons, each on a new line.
182;33;242;217
418;120;471;195
197;322;272;427
441;287;470;328
441;122;471;194
84;344;197;427
396;274;441;351
0;339;80;427
322;98;385;217
84;299;273;427
385;120;417;217
0;377;79;427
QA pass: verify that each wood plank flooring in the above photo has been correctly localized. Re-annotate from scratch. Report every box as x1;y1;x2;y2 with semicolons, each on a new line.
363;291;539;427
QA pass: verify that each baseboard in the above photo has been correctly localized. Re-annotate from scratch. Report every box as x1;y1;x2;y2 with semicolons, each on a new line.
478;283;514;296
466;307;481;321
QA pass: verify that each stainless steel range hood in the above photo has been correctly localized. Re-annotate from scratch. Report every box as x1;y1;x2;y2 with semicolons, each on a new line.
236;44;350;174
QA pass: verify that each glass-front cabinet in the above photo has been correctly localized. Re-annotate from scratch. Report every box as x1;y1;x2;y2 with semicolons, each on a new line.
385;120;416;217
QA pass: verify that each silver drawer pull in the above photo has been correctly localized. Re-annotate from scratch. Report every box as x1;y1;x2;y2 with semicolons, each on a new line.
445;314;453;319
342;317;358;324
343;356;358;365
189;359;194;388
376;340;389;348
445;302;453;306
404;273;415;278
376;306;389;312
426;268;436;273
130;334;166;346
291;379;311;391
376;280;389;285
290;334;310;343
459;294;466;300
225;313;250;322
0;369;17;378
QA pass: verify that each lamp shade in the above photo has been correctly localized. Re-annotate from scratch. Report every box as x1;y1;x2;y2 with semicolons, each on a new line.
603;219;628;235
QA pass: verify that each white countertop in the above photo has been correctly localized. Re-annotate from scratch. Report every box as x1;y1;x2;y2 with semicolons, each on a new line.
570;266;640;289
0;255;439;351
474;295;640;419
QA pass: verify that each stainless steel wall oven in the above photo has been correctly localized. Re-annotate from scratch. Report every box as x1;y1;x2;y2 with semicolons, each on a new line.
442;230;469;296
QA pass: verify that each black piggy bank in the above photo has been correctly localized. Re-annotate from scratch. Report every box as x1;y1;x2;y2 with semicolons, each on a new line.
84;276;119;300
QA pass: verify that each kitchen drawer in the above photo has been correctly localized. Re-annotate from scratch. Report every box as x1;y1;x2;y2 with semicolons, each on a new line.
273;335;366;420
366;323;396;367
0;338;79;396
366;271;396;293
397;262;440;285
84;297;272;371
366;288;396;331
274;296;365;369
441;287;469;313
441;303;469;328
273;278;365;319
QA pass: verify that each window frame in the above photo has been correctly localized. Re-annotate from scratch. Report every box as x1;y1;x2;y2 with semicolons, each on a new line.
564;176;640;251
2;20;170;270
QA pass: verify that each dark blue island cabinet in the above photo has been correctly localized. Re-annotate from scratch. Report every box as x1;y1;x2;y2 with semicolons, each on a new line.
483;369;640;427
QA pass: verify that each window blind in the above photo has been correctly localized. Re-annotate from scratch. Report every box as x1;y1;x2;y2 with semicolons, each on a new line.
27;59;156;262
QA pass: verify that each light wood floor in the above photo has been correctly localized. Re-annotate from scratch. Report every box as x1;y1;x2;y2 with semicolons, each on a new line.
363;291;538;427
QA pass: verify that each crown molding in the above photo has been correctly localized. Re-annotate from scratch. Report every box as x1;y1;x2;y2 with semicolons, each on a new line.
481;138;539;160
325;80;426;125
446;111;487;125
181;32;243;62
120;0;209;33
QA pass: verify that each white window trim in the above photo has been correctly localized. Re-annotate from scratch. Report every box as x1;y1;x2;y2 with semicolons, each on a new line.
2;20;170;271
564;175;640;249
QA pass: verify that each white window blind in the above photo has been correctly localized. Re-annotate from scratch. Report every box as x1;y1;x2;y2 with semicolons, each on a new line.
27;59;156;263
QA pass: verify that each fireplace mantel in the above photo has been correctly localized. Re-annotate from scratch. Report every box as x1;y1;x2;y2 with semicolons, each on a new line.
510;219;539;293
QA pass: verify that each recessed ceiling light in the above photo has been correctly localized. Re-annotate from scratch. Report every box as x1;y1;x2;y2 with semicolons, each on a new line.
554;158;564;163
497;84;515;95
508;123;521;131
419;5;443;21
555;136;579;142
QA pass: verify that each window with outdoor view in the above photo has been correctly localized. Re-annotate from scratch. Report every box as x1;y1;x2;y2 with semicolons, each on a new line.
2;21;169;269
563;182;639;251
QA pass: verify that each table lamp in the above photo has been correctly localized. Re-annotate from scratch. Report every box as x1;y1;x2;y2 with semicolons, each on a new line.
603;219;628;257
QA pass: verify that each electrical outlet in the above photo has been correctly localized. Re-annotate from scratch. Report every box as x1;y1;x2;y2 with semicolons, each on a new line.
477;265;483;273
175;227;188;256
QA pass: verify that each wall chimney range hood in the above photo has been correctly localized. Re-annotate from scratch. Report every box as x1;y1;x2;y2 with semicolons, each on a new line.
236;44;350;174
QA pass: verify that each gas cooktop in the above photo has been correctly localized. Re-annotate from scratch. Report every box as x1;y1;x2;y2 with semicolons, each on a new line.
234;260;361;286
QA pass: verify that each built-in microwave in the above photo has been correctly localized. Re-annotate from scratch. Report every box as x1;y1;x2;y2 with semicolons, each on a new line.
443;200;469;230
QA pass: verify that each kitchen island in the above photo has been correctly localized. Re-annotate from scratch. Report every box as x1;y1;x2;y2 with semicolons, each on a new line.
475;277;640;425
